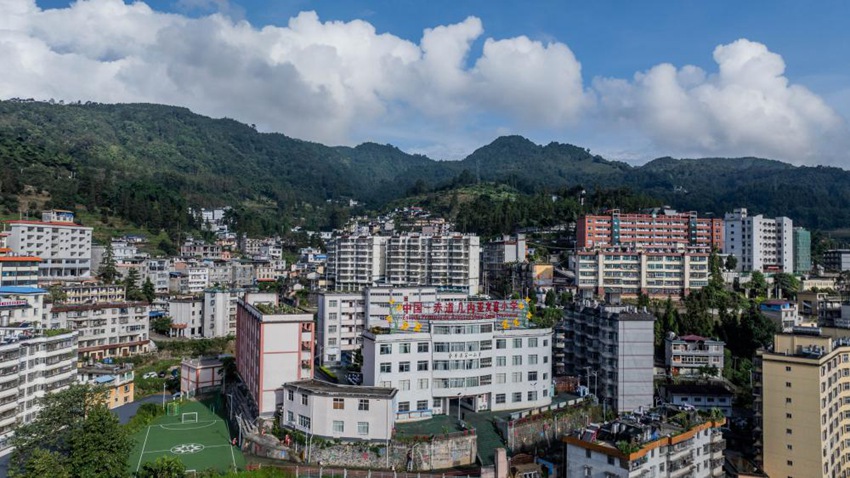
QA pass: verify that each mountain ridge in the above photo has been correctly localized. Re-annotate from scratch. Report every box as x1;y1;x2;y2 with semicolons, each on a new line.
1;99;848;232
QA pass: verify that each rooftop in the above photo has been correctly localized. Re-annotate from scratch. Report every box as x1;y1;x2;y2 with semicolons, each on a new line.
284;379;397;399
0;286;46;295
564;405;725;458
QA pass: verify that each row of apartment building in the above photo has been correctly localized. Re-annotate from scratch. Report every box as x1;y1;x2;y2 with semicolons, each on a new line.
325;234;480;294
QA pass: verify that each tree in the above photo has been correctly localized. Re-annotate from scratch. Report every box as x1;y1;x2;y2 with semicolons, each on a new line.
10;385;115;477
12;449;70;478
724;255;738;271
97;242;118;284
47;285;67;304
136;456;186;478
142;277;156;303
747;271;768;298
151;316;173;335
124;268;144;301
544;289;557;307
66;405;132;478
772;273;799;299
218;355;238;385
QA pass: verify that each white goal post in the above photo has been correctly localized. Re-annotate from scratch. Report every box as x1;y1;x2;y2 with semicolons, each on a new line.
181;412;199;424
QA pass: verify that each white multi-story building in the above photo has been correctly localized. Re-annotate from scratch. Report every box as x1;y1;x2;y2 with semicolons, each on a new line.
48;302;150;360
281;379;397;442
142;258;171;295
318;287;468;365
5;210;93;280
168;297;204;338
570;246;711;298
0;286;47;327
203;288;244;338
664;334;725;377
563;406;726;477
385;234;480;295
0;328;77;456
724;208;793;273
0;255;41;288
555;302;655;413
326;234;481;295
362;311;552;422
325;235;389;290
61;284;125;305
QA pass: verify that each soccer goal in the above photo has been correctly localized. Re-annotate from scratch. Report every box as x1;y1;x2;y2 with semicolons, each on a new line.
166;401;181;416
181;412;199;424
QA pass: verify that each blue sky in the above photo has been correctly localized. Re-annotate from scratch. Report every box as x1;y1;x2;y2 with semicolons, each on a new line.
7;0;850;165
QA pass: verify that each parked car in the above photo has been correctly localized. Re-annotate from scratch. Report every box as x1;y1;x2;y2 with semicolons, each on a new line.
142;372;158;379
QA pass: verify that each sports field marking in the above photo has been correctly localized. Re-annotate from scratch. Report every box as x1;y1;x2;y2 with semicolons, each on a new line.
136;425;152;472
158;420;219;431
139;444;234;456
229;440;236;468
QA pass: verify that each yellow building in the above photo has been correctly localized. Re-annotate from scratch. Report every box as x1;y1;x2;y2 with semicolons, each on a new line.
78;363;135;409
755;330;850;478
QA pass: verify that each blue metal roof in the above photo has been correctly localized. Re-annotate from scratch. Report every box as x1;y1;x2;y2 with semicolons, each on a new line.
0;287;46;294
93;375;115;384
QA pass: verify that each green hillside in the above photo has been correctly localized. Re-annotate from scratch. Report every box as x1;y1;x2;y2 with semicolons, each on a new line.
1;99;849;238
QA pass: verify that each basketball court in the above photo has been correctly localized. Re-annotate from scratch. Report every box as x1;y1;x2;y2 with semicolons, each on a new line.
130;399;246;474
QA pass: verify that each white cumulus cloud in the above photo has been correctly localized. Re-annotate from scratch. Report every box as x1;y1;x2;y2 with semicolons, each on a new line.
0;0;588;145
592;39;846;163
0;1;845;164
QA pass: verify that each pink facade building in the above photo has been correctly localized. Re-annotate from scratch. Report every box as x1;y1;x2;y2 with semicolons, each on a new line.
236;295;314;417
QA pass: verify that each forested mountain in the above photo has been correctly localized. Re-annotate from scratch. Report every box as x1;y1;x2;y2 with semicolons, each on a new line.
1;99;849;237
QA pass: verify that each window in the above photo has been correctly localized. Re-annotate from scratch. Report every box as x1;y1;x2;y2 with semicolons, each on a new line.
787;444;793;450
418;378;429;389
528;354;538;365
528;391;538;401
287;411;294;423
494;393;506;404
786;428;792;435
418;342;429;353
399;362;411;372
328;338;337;346
786;413;792;419
417;360;429;371
416;400;428;410
497;356;506;367
585;449;591;458
433;399;441;408
398;402;410;412
512;392;522;402
512;355;522;366
496;373;506;384
333;420;344;433
529;338;538;347
512;372;522;383
380;362;392;373
359;399;370;411
329;300;338;307
607;456;615;465
496;339;506;349
400;343;411;354
786;398;793;404
301;394;309;406
528;371;538;381
358;422;369;435
288;390;294;401
328;325;337;333
298;415;311;430
399;380;410;391
513;338;523;348
380;344;392;355
786;382;792;388
333;398;345;410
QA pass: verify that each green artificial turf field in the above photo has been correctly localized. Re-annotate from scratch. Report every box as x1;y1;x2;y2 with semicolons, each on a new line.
130;399;246;474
